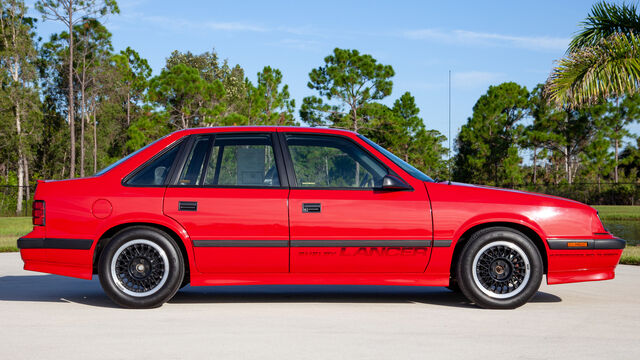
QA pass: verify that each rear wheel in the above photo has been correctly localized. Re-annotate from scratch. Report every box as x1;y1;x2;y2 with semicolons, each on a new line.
99;227;184;308
456;227;542;309
446;278;460;292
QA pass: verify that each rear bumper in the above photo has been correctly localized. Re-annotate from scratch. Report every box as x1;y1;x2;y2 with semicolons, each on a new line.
19;237;95;280
546;237;624;285
17;237;93;250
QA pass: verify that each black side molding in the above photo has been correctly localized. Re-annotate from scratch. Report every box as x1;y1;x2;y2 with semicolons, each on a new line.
547;238;626;250
290;240;431;247
193;240;289;247
17;238;94;250
433;240;452;247
193;239;450;248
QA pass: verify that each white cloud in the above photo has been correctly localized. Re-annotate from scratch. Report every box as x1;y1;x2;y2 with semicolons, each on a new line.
404;28;568;51
122;13;268;33
452;71;506;89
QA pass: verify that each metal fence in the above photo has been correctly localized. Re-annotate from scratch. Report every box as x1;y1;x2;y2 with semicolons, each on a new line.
1;182;639;217
505;183;640;206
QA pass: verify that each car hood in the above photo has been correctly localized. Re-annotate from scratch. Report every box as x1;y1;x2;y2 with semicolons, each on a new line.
425;181;605;236
430;181;595;212
445;182;585;204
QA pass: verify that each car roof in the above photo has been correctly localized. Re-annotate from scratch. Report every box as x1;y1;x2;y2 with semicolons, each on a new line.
174;126;358;137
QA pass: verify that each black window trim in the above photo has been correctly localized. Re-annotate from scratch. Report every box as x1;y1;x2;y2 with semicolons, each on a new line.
121;137;187;188
279;132;413;191
120;130;413;191
168;131;290;189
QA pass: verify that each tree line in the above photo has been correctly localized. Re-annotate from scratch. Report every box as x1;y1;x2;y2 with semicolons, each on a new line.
1;0;639;215
454;83;640;187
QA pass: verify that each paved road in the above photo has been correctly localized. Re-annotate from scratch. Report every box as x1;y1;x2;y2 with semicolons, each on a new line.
0;252;639;360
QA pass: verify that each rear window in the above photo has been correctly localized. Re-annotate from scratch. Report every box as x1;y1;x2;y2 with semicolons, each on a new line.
95;134;172;176
125;141;182;186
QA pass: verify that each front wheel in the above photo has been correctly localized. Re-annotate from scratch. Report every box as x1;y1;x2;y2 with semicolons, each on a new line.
456;227;543;309
98;227;184;308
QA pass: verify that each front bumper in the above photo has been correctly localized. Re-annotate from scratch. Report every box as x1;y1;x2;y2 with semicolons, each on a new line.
546;236;625;285
547;237;626;250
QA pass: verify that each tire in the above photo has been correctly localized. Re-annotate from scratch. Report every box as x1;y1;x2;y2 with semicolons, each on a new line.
98;227;184;308
179;272;190;289
456;227;543;309
446;278;460;293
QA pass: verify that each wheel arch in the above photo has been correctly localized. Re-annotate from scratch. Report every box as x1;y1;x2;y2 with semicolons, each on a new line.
92;221;193;283
449;221;548;278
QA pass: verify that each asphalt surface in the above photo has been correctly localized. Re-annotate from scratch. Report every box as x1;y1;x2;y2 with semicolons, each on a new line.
0;252;639;360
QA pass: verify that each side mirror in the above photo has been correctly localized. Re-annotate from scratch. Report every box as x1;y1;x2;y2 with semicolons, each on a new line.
380;175;411;191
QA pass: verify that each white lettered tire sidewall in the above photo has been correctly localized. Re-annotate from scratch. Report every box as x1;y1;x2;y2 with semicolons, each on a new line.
457;227;543;309
99;227;184;308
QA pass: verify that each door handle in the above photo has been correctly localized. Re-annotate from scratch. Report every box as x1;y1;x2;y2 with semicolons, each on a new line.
179;201;198;211
302;203;321;213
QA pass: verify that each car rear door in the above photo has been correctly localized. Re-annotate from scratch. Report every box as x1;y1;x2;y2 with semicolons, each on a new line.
281;132;432;273
163;132;290;273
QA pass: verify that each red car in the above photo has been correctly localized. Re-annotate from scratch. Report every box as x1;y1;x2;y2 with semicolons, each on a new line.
18;126;625;309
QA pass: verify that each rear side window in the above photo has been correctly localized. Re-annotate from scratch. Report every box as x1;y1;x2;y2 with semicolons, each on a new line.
177;136;212;186
125;142;181;186
178;134;281;187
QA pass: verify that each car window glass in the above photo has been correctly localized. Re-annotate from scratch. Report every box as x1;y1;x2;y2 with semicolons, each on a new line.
202;134;280;187
96;134;173;176
125;142;181;186
358;134;434;182
178;136;211;186
286;135;388;188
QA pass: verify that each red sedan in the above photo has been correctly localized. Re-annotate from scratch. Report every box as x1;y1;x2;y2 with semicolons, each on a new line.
18;126;625;308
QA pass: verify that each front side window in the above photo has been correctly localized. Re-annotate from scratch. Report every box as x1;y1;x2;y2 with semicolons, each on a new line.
125;142;182;186
178;134;281;187
358;135;434;182
286;134;388;188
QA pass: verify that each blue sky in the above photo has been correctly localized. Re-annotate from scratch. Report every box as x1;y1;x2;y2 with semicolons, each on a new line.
26;0;639;142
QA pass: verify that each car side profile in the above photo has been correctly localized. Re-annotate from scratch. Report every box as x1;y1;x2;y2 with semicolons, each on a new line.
18;126;625;309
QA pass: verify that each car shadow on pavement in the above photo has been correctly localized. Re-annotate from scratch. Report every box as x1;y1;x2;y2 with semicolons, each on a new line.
0;274;561;309
170;285;561;308
0;275;119;308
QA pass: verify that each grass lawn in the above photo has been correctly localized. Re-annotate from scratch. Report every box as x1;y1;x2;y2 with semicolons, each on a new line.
0;217;30;252
593;205;640;221
0;208;639;265
620;246;640;265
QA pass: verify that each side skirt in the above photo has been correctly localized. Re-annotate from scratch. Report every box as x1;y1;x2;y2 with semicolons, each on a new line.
190;272;449;287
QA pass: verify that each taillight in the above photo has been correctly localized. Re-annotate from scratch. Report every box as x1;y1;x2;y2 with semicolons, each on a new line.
32;200;45;226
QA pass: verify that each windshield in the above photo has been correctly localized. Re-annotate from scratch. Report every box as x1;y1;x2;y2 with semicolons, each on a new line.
358;135;434;182
95;135;171;176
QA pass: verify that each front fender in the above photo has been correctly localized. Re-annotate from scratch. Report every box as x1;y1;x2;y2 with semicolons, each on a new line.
453;212;548;247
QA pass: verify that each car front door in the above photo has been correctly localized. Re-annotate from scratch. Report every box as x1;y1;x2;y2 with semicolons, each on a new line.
163;132;290;273
282;132;432;273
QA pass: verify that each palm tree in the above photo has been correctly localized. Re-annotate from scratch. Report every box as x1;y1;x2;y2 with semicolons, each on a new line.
546;1;640;107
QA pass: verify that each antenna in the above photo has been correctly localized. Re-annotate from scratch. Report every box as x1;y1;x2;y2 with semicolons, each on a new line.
448;70;452;185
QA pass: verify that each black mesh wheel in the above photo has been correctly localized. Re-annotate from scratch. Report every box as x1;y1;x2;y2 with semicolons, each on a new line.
111;239;169;297
456;227;543;309
99;227;184;308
